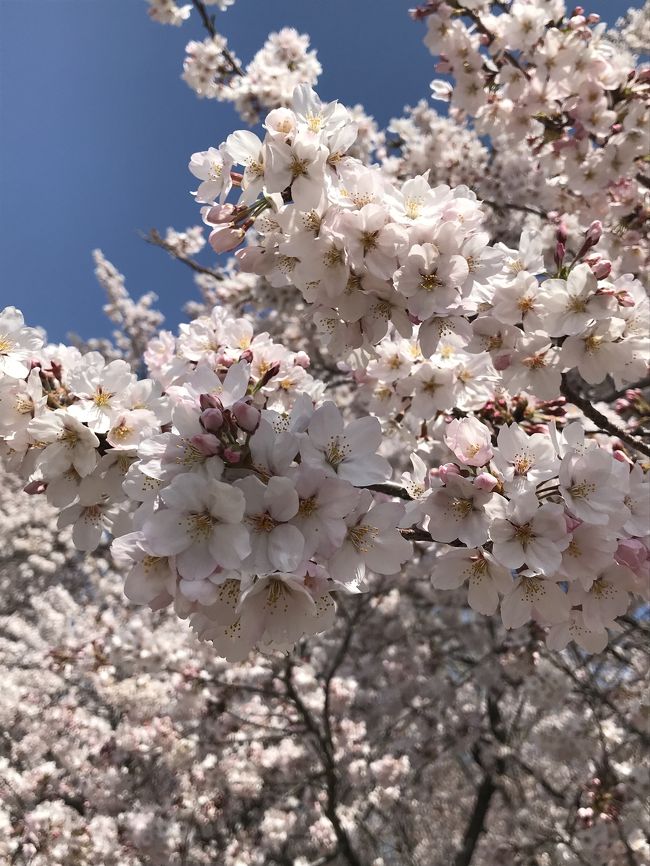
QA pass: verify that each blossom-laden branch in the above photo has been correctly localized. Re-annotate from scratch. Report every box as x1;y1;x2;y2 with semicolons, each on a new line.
144;227;224;280
190;0;243;76
561;375;650;459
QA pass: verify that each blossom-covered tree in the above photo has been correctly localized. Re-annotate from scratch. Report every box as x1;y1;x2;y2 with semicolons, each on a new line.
1;1;649;863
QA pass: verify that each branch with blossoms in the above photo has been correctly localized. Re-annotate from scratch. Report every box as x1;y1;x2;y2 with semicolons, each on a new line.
2;69;649;665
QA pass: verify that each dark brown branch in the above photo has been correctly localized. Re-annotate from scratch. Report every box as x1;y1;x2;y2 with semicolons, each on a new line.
284;661;366;866
560;375;650;457
143;229;224;281
367;482;413;501
480;197;548;219
191;0;244;76
454;774;497;866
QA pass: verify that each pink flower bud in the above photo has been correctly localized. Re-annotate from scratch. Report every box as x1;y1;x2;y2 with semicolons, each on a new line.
438;462;461;483
233;400;261;433
239;349;254;364
474;472;498;492
200;407;224;433
257;361;282;389
199;393;221;411
209;225;245;254
190;433;221;457
612;448;633;464
565;514;582;532
202;203;237;225
585;220;602;245
590;259;611;279
554;241;566;265
613;289;635;307
615;538;649;572
223;445;243;464
587;13;599;23
556;222;568;244
294;351;310;369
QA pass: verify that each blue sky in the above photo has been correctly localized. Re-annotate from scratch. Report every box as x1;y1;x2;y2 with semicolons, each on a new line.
0;0;631;343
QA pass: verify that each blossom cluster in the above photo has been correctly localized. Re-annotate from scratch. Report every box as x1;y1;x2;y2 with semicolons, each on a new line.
182;27;321;123
424;414;649;652
190;85;649;403
411;0;650;275
0;305;416;661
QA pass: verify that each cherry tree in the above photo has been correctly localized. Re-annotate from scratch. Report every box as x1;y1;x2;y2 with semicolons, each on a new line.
1;1;649;864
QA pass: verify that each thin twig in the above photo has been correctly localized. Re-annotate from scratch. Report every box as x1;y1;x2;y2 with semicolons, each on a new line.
480;197;548;219
143;229;224;281
191;0;244;76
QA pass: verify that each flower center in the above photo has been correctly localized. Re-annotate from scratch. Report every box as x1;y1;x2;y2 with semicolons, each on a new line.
299;496;318;517
93;389;112;407
451;498;473;518
248;512;277;533
584;335;603;353
326;436;350;467
361;231;379;253
290;155;310;178
420;272;442;292
189;512;216;540
569;481;596;499
348;523;378;552
0;335;14;354
514;522;534;547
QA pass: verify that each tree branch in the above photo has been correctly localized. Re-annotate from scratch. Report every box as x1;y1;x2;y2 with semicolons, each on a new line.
191;0;244;76
560;375;650;457
143;229;225;281
454;774;497;866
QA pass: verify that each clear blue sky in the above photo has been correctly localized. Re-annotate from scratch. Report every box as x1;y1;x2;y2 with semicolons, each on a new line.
0;0;632;343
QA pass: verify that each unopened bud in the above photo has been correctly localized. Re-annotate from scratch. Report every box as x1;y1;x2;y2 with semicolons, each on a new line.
223;445;244;464
554;241;566;266
474;472;498;492
257;361;281;389
233;400;261;433
200;407;224;433
294;351;310;369
587;13;599;23
615;289;636;307
190;433;221;456
585;220;602;245
209;225;245;254
239;349;254;364
438;462;462;483
556;222;568;244
590;259;611;279
202;203;237;225
199;393;221;411
565;514;582;532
